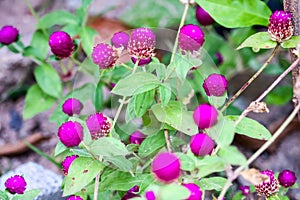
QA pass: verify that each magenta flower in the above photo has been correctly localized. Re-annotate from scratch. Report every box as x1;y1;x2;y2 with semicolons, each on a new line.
129;131;147;145
111;31;130;49
61;155;79;175
0;25;19;45
145;190;156;200
66;196;83;200
195;6;214;26
57;121;84;147
4;175;27;194
202;73;228;97
92;43;119;69
193;104;218;129
178;24;204;52
121;185;140;200
268;10;293;42
86;113;111;140
182;183;203;200
190;133;215;156
255;170;279;197
278;169;297;188
49;31;74;58
62;98;83;116
240;185;250;195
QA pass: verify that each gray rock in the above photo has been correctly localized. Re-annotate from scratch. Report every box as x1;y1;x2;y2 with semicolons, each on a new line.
0;162;65;200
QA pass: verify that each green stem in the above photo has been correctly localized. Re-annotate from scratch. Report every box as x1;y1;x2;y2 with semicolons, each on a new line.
164;129;172;152
120;63;133;71
94;156;103;200
217;102;300;200
220;44;280;112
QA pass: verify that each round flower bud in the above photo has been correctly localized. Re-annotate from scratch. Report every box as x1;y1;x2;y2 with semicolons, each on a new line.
182;183;202;200
61;155;79;175
66;196;83;200
58;121;83;147
121;185;140;200
128;28;156;59
0;25;19;45
193;104;218;129
278;169;297;188
131;57;152;66
49;31;74;59
255;170;279;197
145;190;156;200
92;43;119;69
215;52;224;65
239;185;250;196
86;113;111;140
179;24;204;52
4;175;27;194
151;152;180;183
202;73;228;97
62;98;83;116
111;31;130;49
195;6;214;26
268;10;294;43
129;131;147;145
190;133;215;156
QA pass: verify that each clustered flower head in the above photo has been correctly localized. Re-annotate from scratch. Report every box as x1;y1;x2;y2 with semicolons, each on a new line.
4;175;27;194
0;25;19;45
190;133;215;156
193;103;218;129
195;5;215;26
278;169;297;188
61;155;79;175
131;57;152;66
121;185;140;200
129;131;147;145
255;169;279;197
179;24;204;52
66;196;83;200
202;73;228;97
268;10;294;43
240;185;250;196
182;183;203;200
92;43;119;69
128;27;156;59
62;98;83;116
49;31;74;59
111;31;130;49
57;121;84;147
86;113;111;140
145;190;156;200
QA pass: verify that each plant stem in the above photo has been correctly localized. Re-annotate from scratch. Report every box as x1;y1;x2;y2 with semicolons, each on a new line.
235;58;300;125
94;156;103;200
220;44;280;112
164;3;189;82
111;60;139;129
164;129;172;152
120;63;133;71
217;102;300;200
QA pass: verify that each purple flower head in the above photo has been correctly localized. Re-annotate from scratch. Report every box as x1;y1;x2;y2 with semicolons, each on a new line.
61;155;79;175
179;24;204;52
152;152;181;183
202;73;228;97
121;185;140;200
129;131;147;145
4;175;27;194
195;6;214;26
0;25;19;45
255;170;279;197
268;10;293;42
62;98;83;116
193;104;218;129
58;121;83;147
92;43;119;69
190;133;215;157
131;57;152;66
128;28;156;59
240;185;250;196
111;31;130;49
145;190;156;200
66;196;83;200
86;113;111;140
182;183;203;200
278;169;297;188
49;31;74;59
215;52;224;65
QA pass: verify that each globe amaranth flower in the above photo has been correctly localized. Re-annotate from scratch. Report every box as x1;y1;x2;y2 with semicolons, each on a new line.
58;121;84;147
0;25;19;45
121;185;140;200
278;169;297;188
49;31;74;59
202;73;228;97
195;6;214;26
178;24;204;52
92;43;119;69
182;183;203;200
86;113;111;140
131;57;152;66
190;133;215;157
128;28;156;59
62;98;83;116
240;185;250;196
66;196;83;200
268;10;294;43
255;170;279;197
145;190;156;200
193;104;218;129
129;131;147;145
4;175;27;194
61;155;79;175
111;31;130;49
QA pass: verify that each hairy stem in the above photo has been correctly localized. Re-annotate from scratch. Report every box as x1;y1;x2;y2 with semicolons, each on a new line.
220;44;280;112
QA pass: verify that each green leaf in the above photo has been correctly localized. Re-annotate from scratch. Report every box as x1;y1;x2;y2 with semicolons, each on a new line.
141;111;163;135
225;115;272;140
0;191;9;200
125;98;137;123
198;177;227;191
175;152;196;171
138;131;166;158
38;10;78;29
12;189;40;200
34;64;62;98
94;82;104;112
218;146;247;166
281;36;300;48
158;84;172;106
79;57;100;81
266;86;293;105
155;62;167;80
105;155;133;172
267;196;281;200
151;101;198;135
80;27;98;58
196;156;226;178
196;0;272;28
54;141;68;156
89;137;129;157
23;84;56;119
112;72;161;97
100;171;153;192
237;32;277;50
63;157;103;196
23;30;48;60
159;184;190;200
134;89;155;117
232;191;245;200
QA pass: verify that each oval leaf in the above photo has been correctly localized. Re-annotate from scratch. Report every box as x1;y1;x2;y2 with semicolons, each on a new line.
159;184;190;200
138;131;166;158
38;11;78;29
281;36;300;49
237;32;277;50
218;146;247;166
198;177;227;191
89;137;129;157
196;156;226;178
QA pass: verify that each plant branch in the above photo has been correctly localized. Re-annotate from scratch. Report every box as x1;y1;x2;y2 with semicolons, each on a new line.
164;129;172;152
94;156;103;200
220;44;280;112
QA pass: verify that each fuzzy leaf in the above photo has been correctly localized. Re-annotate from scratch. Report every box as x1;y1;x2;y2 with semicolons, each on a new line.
159;184;190;200
196;156;226;178
281;36;300;48
138;131;165;158
237;32;277;50
218;146;247;166
198;177;227;191
159;83;172;106
134;89;155;117
89;137;129;157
